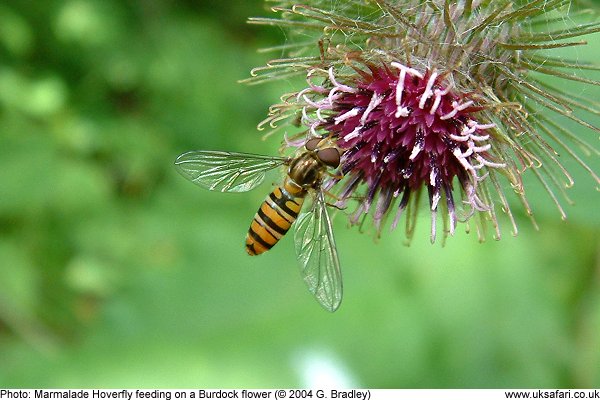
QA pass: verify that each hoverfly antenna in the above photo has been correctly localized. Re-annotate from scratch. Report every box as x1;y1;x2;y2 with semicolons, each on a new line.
317;147;341;169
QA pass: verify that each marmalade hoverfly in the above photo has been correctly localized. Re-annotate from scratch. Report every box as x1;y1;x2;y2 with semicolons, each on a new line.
174;137;344;312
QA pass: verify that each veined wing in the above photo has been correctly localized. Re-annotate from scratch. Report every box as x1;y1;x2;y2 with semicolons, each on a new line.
174;150;288;193
293;190;343;312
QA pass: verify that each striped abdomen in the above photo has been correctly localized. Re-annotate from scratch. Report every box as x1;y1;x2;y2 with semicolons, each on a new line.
245;179;306;256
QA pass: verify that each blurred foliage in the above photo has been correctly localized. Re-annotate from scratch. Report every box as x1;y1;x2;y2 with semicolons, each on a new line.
0;0;599;389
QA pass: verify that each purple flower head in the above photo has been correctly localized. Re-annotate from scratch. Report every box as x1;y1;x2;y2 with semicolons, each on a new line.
298;63;505;242
247;1;600;243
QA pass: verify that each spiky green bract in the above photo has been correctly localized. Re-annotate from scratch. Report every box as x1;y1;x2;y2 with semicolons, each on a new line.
245;0;600;243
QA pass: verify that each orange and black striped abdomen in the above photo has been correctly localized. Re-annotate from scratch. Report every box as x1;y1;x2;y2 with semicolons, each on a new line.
245;181;306;256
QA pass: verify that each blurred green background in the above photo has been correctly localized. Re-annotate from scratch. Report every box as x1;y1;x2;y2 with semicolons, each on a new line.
1;0;599;388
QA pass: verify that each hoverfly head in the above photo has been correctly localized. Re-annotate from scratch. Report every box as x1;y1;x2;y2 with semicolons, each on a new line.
304;136;341;169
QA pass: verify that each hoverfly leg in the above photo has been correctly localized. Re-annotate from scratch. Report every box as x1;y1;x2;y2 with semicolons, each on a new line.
321;189;347;211
325;202;346;211
325;170;344;180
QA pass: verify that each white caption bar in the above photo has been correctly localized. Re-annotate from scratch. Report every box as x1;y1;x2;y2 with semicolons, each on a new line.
1;389;599;400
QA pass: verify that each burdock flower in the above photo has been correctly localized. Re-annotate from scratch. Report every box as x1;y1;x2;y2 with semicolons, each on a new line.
245;1;600;242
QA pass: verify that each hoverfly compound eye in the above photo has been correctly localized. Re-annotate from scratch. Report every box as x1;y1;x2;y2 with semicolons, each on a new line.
304;137;322;151
317;148;341;169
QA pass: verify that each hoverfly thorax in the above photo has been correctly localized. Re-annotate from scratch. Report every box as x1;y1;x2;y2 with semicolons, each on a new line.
287;152;322;189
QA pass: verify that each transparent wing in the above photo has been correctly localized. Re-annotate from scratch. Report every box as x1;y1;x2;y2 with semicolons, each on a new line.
294;190;343;312
174;150;288;193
